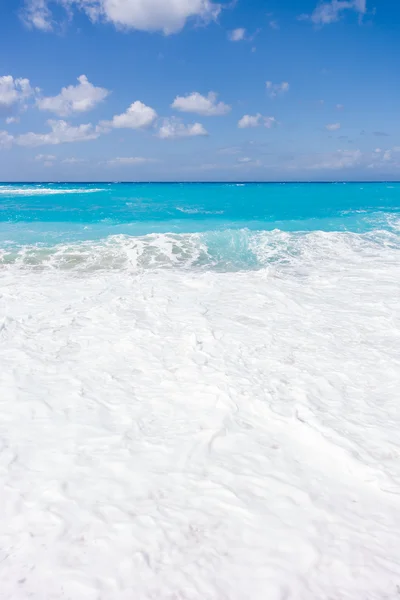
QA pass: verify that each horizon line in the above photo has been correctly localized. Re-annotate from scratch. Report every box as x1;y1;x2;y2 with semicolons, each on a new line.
1;181;400;185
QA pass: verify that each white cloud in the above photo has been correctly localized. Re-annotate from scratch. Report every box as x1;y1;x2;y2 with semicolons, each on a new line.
0;131;14;148
158;117;208;139
301;0;367;26
238;114;261;128
0;76;35;107
284;146;400;172
325;122;341;131
269;20;279;29
218;146;240;155
107;157;156;166
16;119;100;146
383;150;392;161
309;149;362;169
228;28;246;41
62;157;85;164
5;116;20;124
22;0;53;30
36;75;109;116
35;153;56;161
238;157;251;163
336;103;344;110
171;91;230;116
238;114;276;129
101;101;157;130
23;0;221;34
266;81;290;98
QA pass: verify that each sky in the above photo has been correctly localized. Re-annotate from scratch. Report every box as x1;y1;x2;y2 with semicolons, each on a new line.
0;0;399;182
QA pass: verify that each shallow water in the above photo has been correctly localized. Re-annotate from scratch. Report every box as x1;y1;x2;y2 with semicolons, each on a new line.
1;183;400;599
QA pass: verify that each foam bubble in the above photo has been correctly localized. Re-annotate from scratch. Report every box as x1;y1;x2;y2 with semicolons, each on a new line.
1;228;399;273
0;186;104;196
1;228;400;598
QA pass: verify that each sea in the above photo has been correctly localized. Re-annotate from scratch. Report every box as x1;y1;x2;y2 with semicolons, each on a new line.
1;182;400;599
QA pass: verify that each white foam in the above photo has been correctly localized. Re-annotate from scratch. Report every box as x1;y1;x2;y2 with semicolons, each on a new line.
0;186;104;196
1;231;400;599
1;228;399;272
175;206;224;215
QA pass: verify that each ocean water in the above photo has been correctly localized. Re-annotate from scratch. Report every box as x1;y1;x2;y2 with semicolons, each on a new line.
1;182;400;599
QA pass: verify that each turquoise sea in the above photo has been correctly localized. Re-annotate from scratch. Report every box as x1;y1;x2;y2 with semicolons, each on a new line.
0;182;399;269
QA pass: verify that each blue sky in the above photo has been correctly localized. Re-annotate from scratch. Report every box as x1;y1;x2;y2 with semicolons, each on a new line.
0;0;399;181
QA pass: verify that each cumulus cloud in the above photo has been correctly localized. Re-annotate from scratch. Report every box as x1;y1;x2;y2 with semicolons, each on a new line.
16;119;100;146
22;0;221;34
0;131;14;148
101;101;157;130
325;122;341;131
300;0;367;26
5;116;20;124
228;28;246;41
158;117;208;139
107;157;156;166
36;75;109;116
0;75;36;108
171;91;230;116
266;81;290;98
22;0;53;30
238;114;276;128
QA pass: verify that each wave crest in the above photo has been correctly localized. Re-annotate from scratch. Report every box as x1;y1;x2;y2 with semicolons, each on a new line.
1;228;399;273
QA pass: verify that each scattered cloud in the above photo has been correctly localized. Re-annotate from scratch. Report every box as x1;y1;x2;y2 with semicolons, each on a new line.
0;75;36;108
35;153;56;161
228;28;246;41
101;101;157;130
62;157;86;164
238;114;276;128
16;119;100;146
5;116;20;124
218;146;241;155
0;131;14;148
36;75;109;116
107;157;157;166
22;0;222;35
308;149;362;169
383;150;392;161
300;0;367;26
171;91;230;116
268;19;279;29
158;117;208;139
325;122;341;131
336;103;344;110
285;146;400;172
366;146;400;169
266;81;290;98
373;131;389;137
